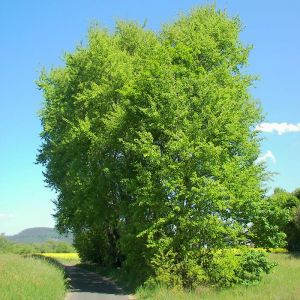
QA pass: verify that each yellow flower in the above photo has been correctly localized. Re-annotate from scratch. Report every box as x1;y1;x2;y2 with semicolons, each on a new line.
40;253;79;260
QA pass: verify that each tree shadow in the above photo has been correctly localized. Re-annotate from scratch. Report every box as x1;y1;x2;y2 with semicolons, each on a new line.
76;262;137;294
286;251;300;259
31;254;129;296
65;265;127;295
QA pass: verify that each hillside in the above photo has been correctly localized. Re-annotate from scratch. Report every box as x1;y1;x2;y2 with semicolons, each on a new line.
7;227;73;244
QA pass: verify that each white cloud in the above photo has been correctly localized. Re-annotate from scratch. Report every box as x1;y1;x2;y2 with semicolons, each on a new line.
256;150;276;164
255;122;300;135
0;213;13;220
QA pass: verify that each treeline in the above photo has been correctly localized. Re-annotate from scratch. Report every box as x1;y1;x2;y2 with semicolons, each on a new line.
0;235;75;254
37;5;297;289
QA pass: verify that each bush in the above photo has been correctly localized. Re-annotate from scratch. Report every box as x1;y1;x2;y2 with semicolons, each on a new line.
236;249;275;284
207;248;275;287
207;249;242;287
147;249;208;289
145;247;275;289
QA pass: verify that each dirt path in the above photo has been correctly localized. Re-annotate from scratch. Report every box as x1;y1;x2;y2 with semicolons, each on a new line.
64;265;130;300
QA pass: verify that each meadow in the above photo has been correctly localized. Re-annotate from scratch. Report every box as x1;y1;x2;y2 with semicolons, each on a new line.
136;253;300;300
0;254;67;300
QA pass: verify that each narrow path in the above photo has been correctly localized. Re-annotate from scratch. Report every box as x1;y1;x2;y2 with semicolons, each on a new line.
64;265;130;300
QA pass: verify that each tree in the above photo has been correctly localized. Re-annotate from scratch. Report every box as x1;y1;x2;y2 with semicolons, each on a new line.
251;188;300;250
293;189;300;232
293;188;300;201
37;6;275;287
0;235;13;253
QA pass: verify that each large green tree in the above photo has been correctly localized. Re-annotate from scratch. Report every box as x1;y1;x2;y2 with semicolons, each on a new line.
38;6;276;287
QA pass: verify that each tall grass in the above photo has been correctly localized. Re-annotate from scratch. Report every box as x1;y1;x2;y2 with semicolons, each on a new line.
137;253;300;300
0;254;66;300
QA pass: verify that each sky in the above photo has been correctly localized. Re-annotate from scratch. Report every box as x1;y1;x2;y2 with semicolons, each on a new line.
0;1;299;235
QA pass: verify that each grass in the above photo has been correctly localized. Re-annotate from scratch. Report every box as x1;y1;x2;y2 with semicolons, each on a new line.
0;253;67;300
25;251;299;299
136;253;300;300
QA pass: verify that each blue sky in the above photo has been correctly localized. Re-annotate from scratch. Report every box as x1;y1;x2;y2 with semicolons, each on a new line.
0;1;299;235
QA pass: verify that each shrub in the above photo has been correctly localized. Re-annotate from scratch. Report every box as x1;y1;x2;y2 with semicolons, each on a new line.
145;247;275;289
207;248;275;287
236;249;276;284
207;249;242;287
148;249;208;289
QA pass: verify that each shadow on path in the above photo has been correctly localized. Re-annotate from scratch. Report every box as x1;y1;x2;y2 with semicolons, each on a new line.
65;265;129;300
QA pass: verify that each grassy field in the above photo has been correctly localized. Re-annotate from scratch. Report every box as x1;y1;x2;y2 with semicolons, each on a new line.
0;254;67;300
137;253;300;300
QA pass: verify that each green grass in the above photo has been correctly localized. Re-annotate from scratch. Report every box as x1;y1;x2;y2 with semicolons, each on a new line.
136;253;300;300
0;254;67;300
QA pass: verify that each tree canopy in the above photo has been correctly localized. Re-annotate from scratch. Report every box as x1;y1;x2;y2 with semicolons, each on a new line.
37;6;278;287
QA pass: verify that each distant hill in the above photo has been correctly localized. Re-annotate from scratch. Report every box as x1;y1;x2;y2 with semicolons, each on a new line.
7;227;73;244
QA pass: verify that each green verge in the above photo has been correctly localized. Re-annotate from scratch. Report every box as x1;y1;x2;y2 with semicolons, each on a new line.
0;254;67;300
136;253;300;300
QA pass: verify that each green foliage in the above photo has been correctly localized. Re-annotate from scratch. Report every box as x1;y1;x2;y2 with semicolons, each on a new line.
136;253;300;300
251;188;300;250
292;189;300;232
292;188;300;200
207;248;275;287
294;206;300;230
0;235;75;254
36;240;76;253
0;234;13;253
37;5;278;287
249;191;290;248
147;249;208;289
235;250;275;284
206;249;241;287
73;228;107;264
